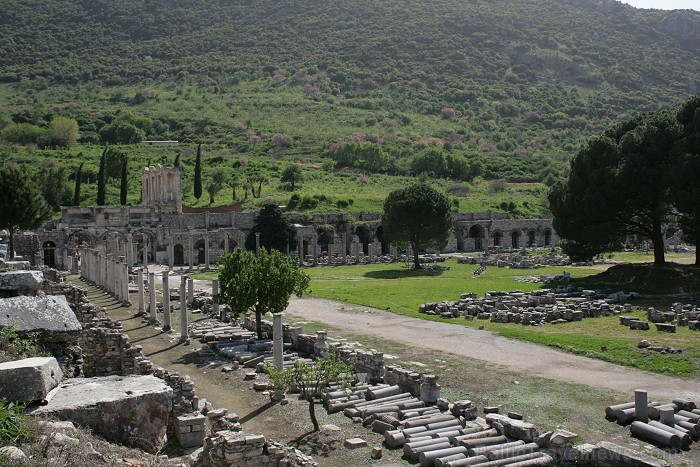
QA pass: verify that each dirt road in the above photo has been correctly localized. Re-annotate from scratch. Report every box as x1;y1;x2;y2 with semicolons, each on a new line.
285;297;699;401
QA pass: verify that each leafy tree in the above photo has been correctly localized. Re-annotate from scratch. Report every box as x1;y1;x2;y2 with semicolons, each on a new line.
73;162;84;206
217;248;310;339
245;203;298;252
267;350;353;431
671;96;700;266
48;116;80;148
97;146;107;205
1;123;46;145
281;164;303;190
98;122;144;144
120;155;128;205
0;164;52;259
381;184;453;269
206;169;227;204
230;173;241;200
41;160;70;211
549;111;683;265
194;143;202;203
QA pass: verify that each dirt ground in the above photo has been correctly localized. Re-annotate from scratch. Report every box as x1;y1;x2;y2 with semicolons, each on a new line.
284;297;700;402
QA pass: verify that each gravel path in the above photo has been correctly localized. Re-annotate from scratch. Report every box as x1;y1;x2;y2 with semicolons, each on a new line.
285;297;699;401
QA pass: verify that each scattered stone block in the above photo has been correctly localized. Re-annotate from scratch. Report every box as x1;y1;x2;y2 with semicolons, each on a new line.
0;270;44;296
594;441;669;467
483;406;499;414
371;446;382;459
637;340;651;348
344;437;368;449
175;414;206;448
655;323;676;333
243;372;256;380
688;321;700;331
0;357;63;403
0;295;81;334
486;413;539;442
252;382;269;391
0;446;28;463
630;321;650;331
549;429;577;447
30;375;172;453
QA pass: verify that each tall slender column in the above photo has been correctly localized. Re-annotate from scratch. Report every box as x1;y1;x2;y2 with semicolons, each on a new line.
212;279;220;320
312;235;318;265
273;313;284;371
126;234;134;271
122;262;130;305
168;235;174;270
298;237;304;264
137;269;145;315
342;233;347;262
187;278;194;305
142;233;149;270
162;271;171;331
180;275;188;342
149;272;158;324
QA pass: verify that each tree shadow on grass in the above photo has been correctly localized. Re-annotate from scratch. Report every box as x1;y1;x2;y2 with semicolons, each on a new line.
239;401;277;424
364;268;445;279
289;431;342;458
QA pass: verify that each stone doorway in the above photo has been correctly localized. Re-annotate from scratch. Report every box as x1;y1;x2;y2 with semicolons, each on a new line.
42;241;57;268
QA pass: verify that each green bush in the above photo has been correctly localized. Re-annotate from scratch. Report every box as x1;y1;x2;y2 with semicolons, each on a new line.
0;398;32;445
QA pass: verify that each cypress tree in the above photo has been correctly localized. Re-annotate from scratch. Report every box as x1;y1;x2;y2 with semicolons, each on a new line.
173;153;181;167
73;161;83;206
97;147;107;206
120;156;128;205
194;143;203;202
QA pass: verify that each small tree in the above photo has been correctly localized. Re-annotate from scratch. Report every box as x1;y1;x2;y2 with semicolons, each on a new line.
267;350;353;432
48;116;80;148
218;249;310;339
382;184;453;269
245;203;298;252
194;143;203;203
0;164;52;259
281;164;304;190
207;169;227;204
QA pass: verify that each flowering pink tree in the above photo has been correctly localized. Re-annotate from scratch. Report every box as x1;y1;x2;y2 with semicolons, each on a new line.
272;134;294;147
328;142;340;154
352;132;365;142
441;107;457;119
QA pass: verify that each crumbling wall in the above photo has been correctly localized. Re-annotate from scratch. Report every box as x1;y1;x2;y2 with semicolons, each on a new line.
201;431;317;467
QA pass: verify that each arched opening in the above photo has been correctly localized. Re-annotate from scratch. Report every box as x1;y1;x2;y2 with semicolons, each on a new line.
469;225;485;251
42;241;57;268
456;229;465;251
219;238;239;253
194;239;206;264
375;226;390;254
355;225;372;255
511;231;520;249
493;231;503;247
316;226;334;258
544;229;552;246
302;239;309;258
174;244;185;266
528;230;536;247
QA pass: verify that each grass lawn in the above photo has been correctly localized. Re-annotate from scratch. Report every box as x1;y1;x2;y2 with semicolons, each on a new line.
192;254;700;377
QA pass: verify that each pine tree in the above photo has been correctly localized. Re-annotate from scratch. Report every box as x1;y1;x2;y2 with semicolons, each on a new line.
194;144;202;203
120;156;128;205
97;146;107;206
73;161;83;206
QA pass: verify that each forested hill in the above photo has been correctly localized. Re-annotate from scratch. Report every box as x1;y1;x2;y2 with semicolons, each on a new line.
0;0;699;189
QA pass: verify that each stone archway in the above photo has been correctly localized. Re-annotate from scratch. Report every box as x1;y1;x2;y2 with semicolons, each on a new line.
493;231;503;247
354;225;372;255
528;230;536;247
174;244;185;266
194;239;206;264
375;226;390;254
469;225;485;251
544;229;552;246
42;241;57;268
511;231;521;249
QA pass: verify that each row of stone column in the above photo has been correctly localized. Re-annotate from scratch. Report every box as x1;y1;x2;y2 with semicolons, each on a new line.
79;248;130;306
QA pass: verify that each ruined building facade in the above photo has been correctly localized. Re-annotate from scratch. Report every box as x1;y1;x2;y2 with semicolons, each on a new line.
15;166;559;270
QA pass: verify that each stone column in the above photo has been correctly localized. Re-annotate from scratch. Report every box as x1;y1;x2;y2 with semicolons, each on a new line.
126;233;133;271
419;375;441;404
142;233;149;270
212;279;220;320
71;255;79;274
312;235;318;265
635;389;648;423
273;313;284;371
121;259;129;305
224;235;229;256
187;278;194;305
180;275;188;342
255;232;261;257
368;243;373;262
297;237;304;264
149;272;158;324
204;232;210;269
188;230;194;271
162;271;171;331
137;269;145;315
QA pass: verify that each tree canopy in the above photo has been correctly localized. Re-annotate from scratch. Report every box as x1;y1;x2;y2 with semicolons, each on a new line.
549;102;690;265
0;164;52;259
245;203;298;253
217;248;310;339
381;183;453;269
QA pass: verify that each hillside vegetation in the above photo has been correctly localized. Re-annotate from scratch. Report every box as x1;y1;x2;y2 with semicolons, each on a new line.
0;0;698;213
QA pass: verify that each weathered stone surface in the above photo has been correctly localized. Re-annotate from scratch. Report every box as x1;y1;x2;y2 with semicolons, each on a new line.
0;357;63;403
486;413;539;442
30;375;172;453
0;270;44;296
0;261;31;271
593;441;669;467
344;438;368;449
0;446;28;463
0;295;81;333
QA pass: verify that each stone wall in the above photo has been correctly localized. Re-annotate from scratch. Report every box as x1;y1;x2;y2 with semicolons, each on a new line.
201;431;317;467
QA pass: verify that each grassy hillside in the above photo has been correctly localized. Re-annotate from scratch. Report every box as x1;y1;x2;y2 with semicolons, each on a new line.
0;0;698;213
